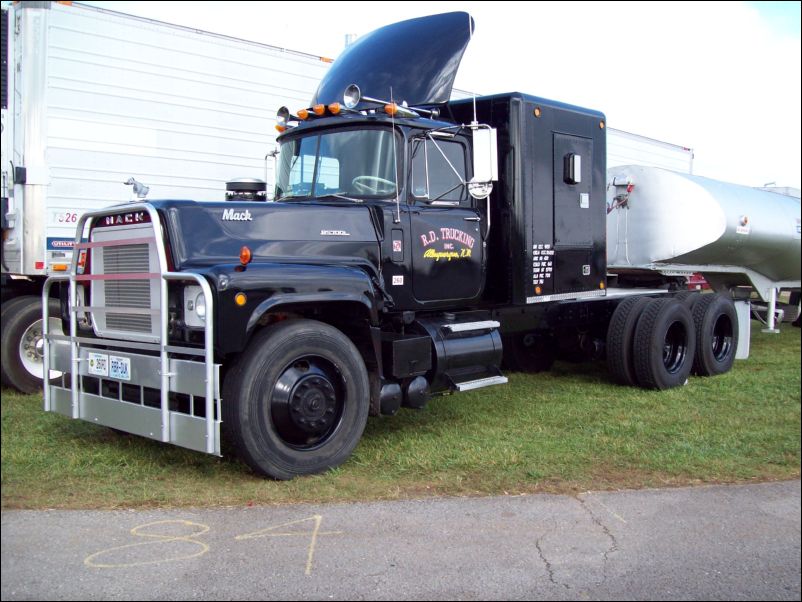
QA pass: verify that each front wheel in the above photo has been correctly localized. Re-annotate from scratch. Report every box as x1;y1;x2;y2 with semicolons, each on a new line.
223;319;370;480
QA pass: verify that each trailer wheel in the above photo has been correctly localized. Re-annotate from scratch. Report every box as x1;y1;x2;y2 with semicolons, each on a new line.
606;296;652;386
691;294;738;376
633;298;696;390
1;296;64;393
223;319;370;480
0;297;30;385
501;332;556;373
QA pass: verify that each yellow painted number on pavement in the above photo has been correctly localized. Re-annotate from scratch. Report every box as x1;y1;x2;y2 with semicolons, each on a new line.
84;520;210;569
236;514;342;575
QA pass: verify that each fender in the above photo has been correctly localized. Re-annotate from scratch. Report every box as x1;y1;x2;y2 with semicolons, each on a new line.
197;262;383;355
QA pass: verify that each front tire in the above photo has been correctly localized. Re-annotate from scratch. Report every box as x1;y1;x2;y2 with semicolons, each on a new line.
223;319;370;480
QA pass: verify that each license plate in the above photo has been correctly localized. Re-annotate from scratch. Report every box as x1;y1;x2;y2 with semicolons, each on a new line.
109;355;132;381
87;352;109;377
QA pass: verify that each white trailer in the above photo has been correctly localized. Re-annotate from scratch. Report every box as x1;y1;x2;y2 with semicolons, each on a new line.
1;0;331;392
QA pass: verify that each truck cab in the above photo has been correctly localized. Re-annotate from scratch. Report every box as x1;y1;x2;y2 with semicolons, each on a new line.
273;110;487;310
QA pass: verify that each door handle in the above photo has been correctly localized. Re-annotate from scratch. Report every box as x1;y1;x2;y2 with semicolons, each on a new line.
464;216;481;222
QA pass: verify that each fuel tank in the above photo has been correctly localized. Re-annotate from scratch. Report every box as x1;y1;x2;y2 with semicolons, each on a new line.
606;166;801;293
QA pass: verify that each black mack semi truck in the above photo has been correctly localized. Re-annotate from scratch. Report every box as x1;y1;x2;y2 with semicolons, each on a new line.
43;12;741;479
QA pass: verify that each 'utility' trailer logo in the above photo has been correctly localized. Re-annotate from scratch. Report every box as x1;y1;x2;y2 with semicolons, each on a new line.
222;209;253;221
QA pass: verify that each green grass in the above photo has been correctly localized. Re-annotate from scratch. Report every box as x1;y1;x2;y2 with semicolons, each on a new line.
2;323;799;509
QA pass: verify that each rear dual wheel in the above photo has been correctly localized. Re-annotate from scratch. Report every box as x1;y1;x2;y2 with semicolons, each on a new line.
632;298;696;390
606;296;652;386
606;293;739;389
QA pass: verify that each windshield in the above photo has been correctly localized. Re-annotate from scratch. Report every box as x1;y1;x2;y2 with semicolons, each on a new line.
276;129;398;200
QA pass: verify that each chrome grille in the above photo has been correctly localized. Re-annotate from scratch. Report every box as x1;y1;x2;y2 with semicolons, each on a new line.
105;280;150;307
106;313;152;332
104;244;150;273
102;243;154;334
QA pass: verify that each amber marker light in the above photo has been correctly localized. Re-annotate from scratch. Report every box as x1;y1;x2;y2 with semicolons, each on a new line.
297;108;309;120
599;120;605;129
235;293;248;306
239;246;252;266
52;264;69;272
384;103;399;116
534;107;542;117
600;281;606;289
275;125;286;132
312;104;326;116
535;286;542;295
328;102;341;115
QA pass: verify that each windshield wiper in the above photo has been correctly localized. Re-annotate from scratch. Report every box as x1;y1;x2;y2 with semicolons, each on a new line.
315;193;364;203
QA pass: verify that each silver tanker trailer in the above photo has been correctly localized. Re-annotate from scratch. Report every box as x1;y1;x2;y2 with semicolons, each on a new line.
607;165;801;335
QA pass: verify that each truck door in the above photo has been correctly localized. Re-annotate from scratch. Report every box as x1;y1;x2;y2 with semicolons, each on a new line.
551;133;600;293
408;135;483;302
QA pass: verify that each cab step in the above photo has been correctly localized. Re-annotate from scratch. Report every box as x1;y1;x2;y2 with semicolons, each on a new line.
455;375;509;392
442;320;501;333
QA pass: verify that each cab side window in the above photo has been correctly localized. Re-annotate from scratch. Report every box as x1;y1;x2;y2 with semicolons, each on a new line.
411;138;468;204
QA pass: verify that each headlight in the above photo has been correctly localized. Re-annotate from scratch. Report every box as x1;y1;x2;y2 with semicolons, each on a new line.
184;285;206;328
194;292;206;320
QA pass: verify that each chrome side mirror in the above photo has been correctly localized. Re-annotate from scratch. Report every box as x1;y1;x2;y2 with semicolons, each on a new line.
469;127;498;199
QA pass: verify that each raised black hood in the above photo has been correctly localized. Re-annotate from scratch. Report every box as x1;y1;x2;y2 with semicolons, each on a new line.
312;12;474;108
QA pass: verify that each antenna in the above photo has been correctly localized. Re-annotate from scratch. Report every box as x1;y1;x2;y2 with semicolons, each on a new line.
390;87;402;224
469;13;477;127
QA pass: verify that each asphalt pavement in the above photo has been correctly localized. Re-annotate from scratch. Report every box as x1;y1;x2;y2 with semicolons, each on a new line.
2;480;800;600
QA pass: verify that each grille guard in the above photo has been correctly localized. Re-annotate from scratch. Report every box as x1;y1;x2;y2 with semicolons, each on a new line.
43;203;221;456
